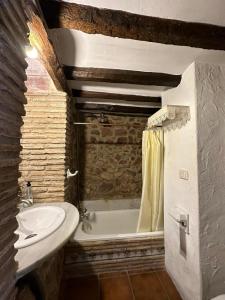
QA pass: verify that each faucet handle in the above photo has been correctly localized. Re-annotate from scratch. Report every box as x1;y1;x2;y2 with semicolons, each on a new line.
80;207;87;214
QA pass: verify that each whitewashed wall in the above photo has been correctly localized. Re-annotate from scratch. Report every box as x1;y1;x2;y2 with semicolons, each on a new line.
162;63;202;300
197;62;225;299
163;61;225;299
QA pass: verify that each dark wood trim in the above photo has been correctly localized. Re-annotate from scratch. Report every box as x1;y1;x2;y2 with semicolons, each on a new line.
65;66;181;87
40;0;225;51
75;103;159;116
26;3;67;92
72;90;161;103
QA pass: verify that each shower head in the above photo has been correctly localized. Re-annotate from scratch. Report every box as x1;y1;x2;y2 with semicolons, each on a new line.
98;113;109;125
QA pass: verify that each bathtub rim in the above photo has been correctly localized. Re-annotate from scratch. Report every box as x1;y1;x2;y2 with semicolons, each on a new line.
72;222;164;242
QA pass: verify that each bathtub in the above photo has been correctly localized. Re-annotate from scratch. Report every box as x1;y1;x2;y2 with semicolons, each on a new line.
73;209;163;241
66;209;164;277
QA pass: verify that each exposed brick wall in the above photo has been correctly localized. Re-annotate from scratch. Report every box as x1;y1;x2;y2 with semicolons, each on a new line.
25;57;56;92
19;92;72;203
77;113;147;201
0;1;28;299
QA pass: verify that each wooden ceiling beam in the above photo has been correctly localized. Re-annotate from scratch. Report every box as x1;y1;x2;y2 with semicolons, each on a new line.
26;2;67;92
65;66;181;87
40;0;225;51
75;103;159;116
72;90;161;103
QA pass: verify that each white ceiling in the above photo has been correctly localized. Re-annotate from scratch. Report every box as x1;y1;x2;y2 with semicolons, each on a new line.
50;29;225;75
68;80;167;97
49;0;225;98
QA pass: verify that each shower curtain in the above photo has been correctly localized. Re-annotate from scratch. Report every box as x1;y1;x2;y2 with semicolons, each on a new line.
137;130;164;232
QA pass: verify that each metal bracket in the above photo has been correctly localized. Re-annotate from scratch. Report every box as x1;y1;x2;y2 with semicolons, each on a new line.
67;169;79;179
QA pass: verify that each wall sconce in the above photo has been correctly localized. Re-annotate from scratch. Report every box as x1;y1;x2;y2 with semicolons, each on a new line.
25;45;38;59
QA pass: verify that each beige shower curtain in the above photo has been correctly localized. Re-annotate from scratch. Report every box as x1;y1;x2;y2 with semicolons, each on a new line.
137;130;164;232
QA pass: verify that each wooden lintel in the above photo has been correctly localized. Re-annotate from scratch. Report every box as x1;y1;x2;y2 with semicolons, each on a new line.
65;66;181;87
40;0;225;51
75;103;159;116
72;90;161;103
26;4;67;92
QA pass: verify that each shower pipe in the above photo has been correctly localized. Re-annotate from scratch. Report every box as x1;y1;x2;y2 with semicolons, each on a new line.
74;122;145;127
73;122;162;129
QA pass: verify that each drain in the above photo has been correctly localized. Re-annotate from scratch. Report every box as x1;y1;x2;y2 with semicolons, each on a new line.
25;233;37;240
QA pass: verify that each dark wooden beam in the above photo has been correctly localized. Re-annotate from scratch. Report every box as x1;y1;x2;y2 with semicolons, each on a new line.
40;0;225;51
26;3;67;92
75;103;159;116
65;66;181;87
72;90;161;103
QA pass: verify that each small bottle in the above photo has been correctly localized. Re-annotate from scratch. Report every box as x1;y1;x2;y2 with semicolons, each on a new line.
26;181;33;202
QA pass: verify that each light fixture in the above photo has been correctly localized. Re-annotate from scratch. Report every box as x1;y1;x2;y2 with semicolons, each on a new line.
25;45;38;59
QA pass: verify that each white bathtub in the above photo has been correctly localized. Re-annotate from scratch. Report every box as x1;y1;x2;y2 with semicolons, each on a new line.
72;209;164;241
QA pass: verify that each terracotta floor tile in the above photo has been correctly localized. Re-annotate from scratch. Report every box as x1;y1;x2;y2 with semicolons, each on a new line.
60;276;99;300
156;271;182;300
59;271;182;300
99;271;127;279
130;272;169;300
100;275;134;300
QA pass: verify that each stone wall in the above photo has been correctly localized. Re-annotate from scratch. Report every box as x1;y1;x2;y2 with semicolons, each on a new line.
77;113;147;201
0;1;28;299
19;92;72;203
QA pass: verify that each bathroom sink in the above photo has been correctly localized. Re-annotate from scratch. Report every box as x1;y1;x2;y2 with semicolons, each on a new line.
15;206;66;249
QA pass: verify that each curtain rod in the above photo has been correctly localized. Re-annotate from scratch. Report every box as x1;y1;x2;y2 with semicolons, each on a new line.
73;122;162;129
73;122;145;127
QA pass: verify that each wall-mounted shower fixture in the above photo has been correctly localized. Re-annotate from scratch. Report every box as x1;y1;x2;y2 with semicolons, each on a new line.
98;113;109;124
67;169;79;179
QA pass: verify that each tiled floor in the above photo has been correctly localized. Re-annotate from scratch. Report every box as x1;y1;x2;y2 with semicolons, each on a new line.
60;271;182;300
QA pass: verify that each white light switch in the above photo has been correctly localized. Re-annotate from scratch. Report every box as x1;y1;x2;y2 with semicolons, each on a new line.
179;169;189;180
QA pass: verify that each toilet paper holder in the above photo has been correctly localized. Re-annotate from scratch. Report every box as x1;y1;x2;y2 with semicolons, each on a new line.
169;213;189;234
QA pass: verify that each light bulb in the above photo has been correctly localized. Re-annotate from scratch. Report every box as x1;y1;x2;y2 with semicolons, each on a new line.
25;45;38;59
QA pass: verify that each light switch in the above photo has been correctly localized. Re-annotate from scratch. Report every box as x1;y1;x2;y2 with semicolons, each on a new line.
179;169;189;180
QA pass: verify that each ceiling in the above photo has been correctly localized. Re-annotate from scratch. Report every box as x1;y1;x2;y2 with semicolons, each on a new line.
42;0;225;106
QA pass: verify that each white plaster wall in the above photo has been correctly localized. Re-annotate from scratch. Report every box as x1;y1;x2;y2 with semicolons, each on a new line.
162;63;202;300
196;62;225;299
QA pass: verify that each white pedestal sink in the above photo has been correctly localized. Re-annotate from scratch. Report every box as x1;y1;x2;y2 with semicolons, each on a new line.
15;206;66;249
15;202;79;279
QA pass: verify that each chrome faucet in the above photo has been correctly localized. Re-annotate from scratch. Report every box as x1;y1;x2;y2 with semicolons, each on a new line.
18;181;33;209
80;208;92;232
80;208;90;220
18;198;33;209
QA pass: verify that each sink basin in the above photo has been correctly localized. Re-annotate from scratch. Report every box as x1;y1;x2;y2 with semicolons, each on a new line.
15;206;66;249
16;202;79;279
